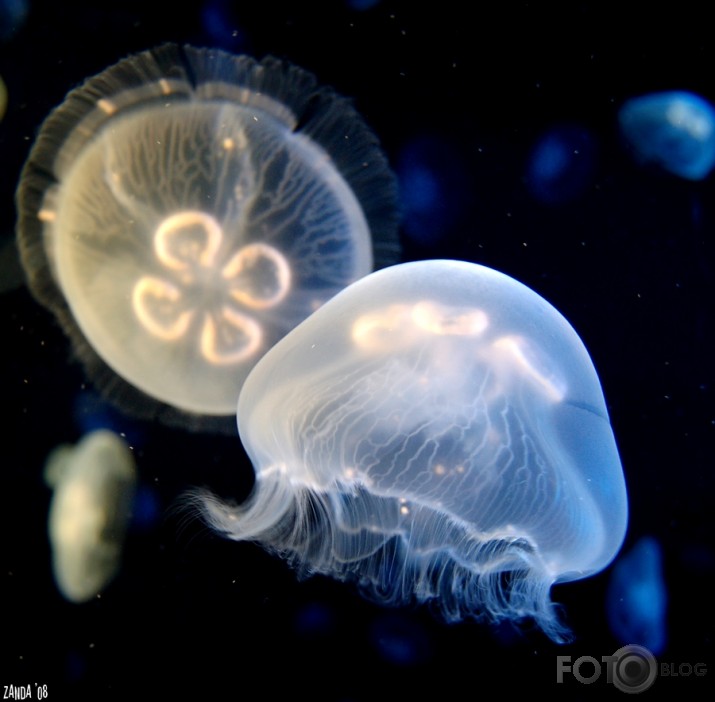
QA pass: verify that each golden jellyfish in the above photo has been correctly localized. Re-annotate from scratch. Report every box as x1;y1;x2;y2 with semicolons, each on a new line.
16;44;399;432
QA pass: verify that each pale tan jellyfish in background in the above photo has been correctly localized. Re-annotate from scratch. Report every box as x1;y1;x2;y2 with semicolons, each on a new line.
44;429;137;604
15;44;399;432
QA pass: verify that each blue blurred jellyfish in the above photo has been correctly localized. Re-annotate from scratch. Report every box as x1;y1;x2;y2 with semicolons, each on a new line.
346;0;382;10
525;124;597;205
0;0;29;41
130;482;161;533
16;44;399;433
194;259;628;642
607;536;667;654
200;0;248;51
619;91;715;180
370;613;431;666
294;602;336;638
396;134;471;246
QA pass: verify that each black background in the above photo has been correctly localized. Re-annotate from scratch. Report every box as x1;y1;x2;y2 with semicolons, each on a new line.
1;1;713;699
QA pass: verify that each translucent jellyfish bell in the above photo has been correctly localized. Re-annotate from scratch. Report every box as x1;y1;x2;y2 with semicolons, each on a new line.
197;259;628;641
15;44;398;432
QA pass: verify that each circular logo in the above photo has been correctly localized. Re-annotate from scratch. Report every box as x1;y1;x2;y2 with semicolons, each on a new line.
612;644;658;693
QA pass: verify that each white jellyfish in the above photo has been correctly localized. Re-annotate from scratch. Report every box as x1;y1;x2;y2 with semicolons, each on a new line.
15;43;399;432
45;429;137;603
194;259;628;642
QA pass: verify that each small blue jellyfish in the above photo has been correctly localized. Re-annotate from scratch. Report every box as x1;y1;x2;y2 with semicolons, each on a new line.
369;612;431;666
346;0;382;10
0;0;29;42
618;91;715;180
293;602;336;638
194;259;629;642
607;535;667;654
525;124;597;205
200;0;247;51
396;134;471;247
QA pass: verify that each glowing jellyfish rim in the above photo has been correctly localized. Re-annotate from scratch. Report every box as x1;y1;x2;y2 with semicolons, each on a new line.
15;43;400;433
193;259;628;643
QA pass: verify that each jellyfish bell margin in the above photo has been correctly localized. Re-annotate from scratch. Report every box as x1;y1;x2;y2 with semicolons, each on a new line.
191;259;629;643
15;43;400;434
